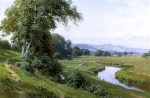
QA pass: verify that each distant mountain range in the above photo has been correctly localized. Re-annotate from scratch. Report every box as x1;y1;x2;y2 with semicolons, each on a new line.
73;44;150;54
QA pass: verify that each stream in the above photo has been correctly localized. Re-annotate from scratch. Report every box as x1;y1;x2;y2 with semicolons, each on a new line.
98;66;144;92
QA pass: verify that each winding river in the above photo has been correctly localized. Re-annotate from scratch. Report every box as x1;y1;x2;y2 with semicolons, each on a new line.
98;66;143;92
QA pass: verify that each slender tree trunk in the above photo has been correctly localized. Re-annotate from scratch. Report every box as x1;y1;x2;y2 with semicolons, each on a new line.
24;41;32;58
21;44;25;58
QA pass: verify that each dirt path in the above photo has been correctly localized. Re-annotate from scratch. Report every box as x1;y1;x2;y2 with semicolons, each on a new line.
4;63;21;82
3;63;26;98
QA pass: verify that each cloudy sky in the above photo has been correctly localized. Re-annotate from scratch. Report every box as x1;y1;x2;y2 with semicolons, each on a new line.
1;0;150;49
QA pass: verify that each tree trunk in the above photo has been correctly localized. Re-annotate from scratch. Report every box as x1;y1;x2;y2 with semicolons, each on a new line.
24;41;32;59
21;44;25;58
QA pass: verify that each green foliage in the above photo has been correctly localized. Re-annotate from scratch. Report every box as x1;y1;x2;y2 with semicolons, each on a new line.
123;51;128;56
142;53;149;58
52;33;72;59
88;85;112;97
0;39;11;49
0;0;81;76
66;70;111;97
26;86;58;98
55;52;63;59
67;71;87;88
0;76;15;92
82;49;90;56
95;50;110;57
102;51;111;57
72;47;81;58
95;50;103;56
11;44;20;51
0;0;81;58
22;51;62;76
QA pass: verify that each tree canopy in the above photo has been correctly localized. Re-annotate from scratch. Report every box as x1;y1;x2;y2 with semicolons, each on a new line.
52;33;72;59
95;50;110;57
0;0;82;59
82;49;90;56
0;0;81;75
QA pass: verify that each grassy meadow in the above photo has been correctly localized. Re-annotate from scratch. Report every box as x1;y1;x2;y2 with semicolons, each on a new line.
0;49;150;98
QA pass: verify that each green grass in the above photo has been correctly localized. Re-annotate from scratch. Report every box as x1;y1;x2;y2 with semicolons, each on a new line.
60;56;150;98
77;56;150;91
0;49;20;97
0;49;150;98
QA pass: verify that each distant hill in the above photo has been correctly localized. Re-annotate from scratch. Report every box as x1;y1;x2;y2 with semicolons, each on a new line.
73;44;150;54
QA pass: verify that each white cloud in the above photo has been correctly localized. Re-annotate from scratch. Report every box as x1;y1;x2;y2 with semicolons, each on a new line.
55;0;150;49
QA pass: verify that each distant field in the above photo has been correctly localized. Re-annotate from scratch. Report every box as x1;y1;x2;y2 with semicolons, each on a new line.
60;56;150;98
74;56;150;91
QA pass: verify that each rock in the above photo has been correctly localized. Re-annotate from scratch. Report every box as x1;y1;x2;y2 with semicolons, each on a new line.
60;74;65;81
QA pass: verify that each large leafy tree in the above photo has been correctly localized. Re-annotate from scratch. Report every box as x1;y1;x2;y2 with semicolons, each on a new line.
0;0;81;76
0;0;81;59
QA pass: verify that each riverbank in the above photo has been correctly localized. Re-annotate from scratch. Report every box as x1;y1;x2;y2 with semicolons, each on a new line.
60;57;150;98
98;66;143;91
77;56;150;91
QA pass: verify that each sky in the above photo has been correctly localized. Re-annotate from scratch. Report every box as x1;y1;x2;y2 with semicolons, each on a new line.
0;0;150;49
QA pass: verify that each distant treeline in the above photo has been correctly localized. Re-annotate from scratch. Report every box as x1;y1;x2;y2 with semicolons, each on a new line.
52;33;90;59
0;39;11;49
0;34;133;59
0;39;19;51
142;51;150;58
94;50;111;57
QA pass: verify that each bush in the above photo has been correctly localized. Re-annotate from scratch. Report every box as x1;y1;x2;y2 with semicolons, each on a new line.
26;87;58;98
22;51;62;76
66;70;111;97
88;85;112;97
0;39;11;49
54;52;63;59
67;71;87;88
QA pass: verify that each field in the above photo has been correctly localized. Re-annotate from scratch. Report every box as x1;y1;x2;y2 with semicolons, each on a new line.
0;49;150;98
77;56;150;91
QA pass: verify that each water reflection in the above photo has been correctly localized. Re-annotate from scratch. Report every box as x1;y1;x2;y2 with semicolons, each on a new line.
98;66;143;92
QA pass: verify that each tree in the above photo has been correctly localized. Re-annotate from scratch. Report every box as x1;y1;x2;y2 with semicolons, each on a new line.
52;33;67;58
95;50;103;56
123;51;128;56
72;47;81;57
82;49;90;56
52;34;73;59
102;51;110;57
65;40;73;58
0;0;81;58
0;0;81;75
142;53;149;59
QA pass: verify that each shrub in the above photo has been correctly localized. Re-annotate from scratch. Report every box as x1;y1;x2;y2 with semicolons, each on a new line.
22;51;62;76
54;52;63;59
21;62;35;73
88;84;112;97
67;71;87;88
26;87;58;98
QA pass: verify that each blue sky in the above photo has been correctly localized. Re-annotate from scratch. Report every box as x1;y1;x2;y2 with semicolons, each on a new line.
1;0;150;49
